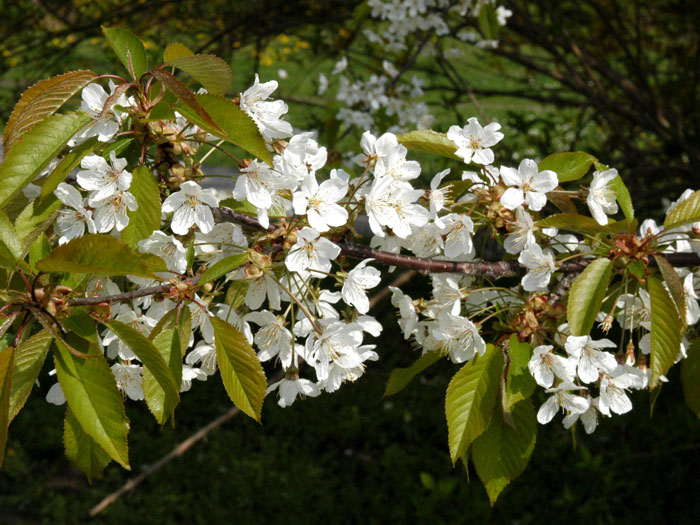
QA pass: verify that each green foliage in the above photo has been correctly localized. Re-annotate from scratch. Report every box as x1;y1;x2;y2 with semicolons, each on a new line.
681;340;700;418
143;330;182;425
0;346;14;468
167;54;233;96
445;345;503;464
647;276;683;389
537;213;610;236
101;26;149;80
504;335;536;411
36;234;168;280
471;400;537;505
211;317;267;422
664;189;700;231
120;167;162;247
537;152;596;182
199;253;249;286
384;351;442;397
63;408;112;484
0;211;22;266
653;255;687;328
478;4;501;40
7;329;51;423
40;137;100;199
567;258;613;336
397;129;462;161
609;175;635;221
163;42;195;62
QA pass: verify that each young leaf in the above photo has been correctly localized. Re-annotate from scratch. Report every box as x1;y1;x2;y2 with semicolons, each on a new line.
397;129;461;161
383;351;441;397
0;211;22;264
149;306;191;359
3;70;97;152
104;320;180;423
163;42;194;62
445;345;504;464
36;234;168;280
567;258;613;336
63;408;112;483
653;255;687;328
537;214;611;237
0;346;14;468
167;54;233;96
14;195;61;242
504;335;536;410
8;329;52;423
472;400;537;506
609;175;635;221
664;189;700;231
0;112;91;210
647;276;683;389
120;167;162;247
537;152;596;182
199;253;248;286
53;341;130;469
142;329;182;425
211;317;266;422
681;340;700;418
101;26;149;80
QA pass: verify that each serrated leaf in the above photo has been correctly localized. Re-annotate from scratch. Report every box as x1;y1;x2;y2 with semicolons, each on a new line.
472;400;537;506
0;346;14;468
538;152;596;182
151;69;225;136
63;408;112;483
647;276;683;388
609;175;634;221
40;137;100;198
102;26;148;80
36;234;167;280
537;214;610;236
504;335;536;410
397;129;461;161
8;329;52;423
142;329;182;425
664;189;700;231
0;211;22;264
3;70;98;152
681;340;700;418
384;351;441;397
0;112;91;210
163;42;194;62
211;317;266;422
478;3;501;40
653;255;687;328
149;306;191;359
53;340;130;469
445;345;503;464
104;320;180;423
14;195;61;242
199;253;248;286
567;258;613;336
120;167;162;247
177;94;271;164
167;54;233;96
28;232;51;271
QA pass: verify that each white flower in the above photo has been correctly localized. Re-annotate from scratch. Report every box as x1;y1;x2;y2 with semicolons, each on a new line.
447;117;504;165
390;286;418;339
496;6;513;25
53;183;96;245
332;56;347;75
587;169;619;225
324;344;378;392
239;74;292;141
433;312;486;363
246;310;294;367
181;365;207;392
162;181;219;235
441;213;475;258
504;207;535;254
245;274;282;311
537;382;590;425
518;243;555;292
500;159;558;211
111;363;144;401
373;146;421;182
615;290;651;330
429;169;450;227
305;320;364;382
276;132;327;183
293;174;348;232
528;345;578;388
427;275;465;316
266;377;321;407
195;222;248;265
103;305;157;360
342;259;381;314
565;335;617;384
46;375;65;405
77;152;132;202
563;397;600;434
285;226;341;276
684;273;700;325
91;189;138;233
138;231;187;274
598;365;647;416
79;81;130;142
365;177;429;239
358;131;401;170
186;341;217;375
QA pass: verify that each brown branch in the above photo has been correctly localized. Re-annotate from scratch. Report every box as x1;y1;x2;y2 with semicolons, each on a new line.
68;276;201;306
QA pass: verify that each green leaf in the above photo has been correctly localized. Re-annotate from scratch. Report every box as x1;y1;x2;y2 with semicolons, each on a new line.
609;175;634;221
3;70;97;152
211;317;266;422
653;255;687;328
120;167;162;247
504;336;536;410
101;26;148;80
163;42;194;62
104;320;180;423
647;276;683;389
14;195;61;242
0;211;22;264
8;329;52;423
167;54;233;96
538;152;596;182
681;340;700;418
40;137;100;198
567;258;613;336
177;94;272;164
199;253;248;286
472;400;537;506
537;214;610;236
0;112;91;210
36;234;167;280
28;233;51;272
219;197;285;218
0;346;14;468
149;306;191;360
664;189;700;231
445;345;503;464
142;329;182;425
396;130;461;161
53;340;130;469
478;3;501;40
63;408;112;483
383;351;441;397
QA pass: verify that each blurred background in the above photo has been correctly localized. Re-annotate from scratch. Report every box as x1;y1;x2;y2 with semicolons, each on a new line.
1;1;699;522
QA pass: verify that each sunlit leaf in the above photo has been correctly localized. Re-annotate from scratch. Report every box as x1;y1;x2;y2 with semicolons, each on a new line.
397;129;461;161
504;335;536;410
664;189;700;231
63;408;112;483
647;276;683;388
121;167;162;247
102;26;148;80
167;54;233;96
538;152;596;182
567;258;613;336
8;329;52;423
